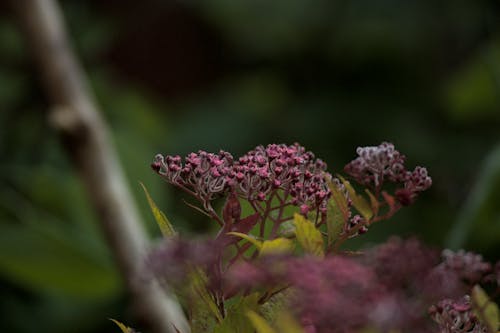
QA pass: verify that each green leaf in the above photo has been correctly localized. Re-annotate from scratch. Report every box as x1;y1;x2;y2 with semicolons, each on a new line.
328;178;350;219
0;224;119;298
326;180;350;246
190;268;224;324
471;285;499;332
260;289;289;323
274;311;304;333
246;310;276;333
140;182;176;237
326;198;345;247
293;213;324;257
260;238;294;256
214;294;260;333
339;176;373;222
227;232;263;249
110;318;135;333
444;42;500;121
446;143;500;250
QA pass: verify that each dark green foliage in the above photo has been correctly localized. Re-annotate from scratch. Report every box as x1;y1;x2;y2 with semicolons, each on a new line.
1;0;499;331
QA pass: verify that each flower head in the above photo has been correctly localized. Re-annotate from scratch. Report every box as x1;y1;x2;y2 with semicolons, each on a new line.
344;142;408;189
153;150;234;209
344;142;432;204
152;143;332;218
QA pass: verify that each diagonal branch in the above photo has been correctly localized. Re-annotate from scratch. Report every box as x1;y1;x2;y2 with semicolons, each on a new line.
8;0;189;332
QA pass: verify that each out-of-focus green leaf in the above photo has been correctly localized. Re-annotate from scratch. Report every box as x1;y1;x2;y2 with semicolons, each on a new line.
190;268;224;326
246;310;276;333
260;290;289;323
275;311;304;333
260;238;294;256
293;213;324;257
214;294;259;333
339;176;373;222
471;285;499;333
0;21;25;60
198;0;331;57
110;318;135;333
445;42;500;121
0;223;119;298
140;182;176;237
446;143;500;251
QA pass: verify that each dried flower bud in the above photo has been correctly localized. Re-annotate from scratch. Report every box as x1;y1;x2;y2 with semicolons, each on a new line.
405;166;432;193
429;296;487;333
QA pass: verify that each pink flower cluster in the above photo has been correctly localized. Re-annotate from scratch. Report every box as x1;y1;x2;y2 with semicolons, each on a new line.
152;150;234;209
234;144;330;213
152;143;331;215
344;142;432;204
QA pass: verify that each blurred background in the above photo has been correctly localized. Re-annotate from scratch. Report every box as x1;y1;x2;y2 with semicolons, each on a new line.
1;0;500;332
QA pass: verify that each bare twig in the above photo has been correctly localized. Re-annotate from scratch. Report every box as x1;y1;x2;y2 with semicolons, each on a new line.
8;0;189;332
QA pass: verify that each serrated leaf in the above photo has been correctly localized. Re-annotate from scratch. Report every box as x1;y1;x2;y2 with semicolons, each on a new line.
472;285;499;332
293;213;324;257
140;182;176;237
110;318;135;333
260;238;294;256
246;310;276;333
339;176;373;222
227;232;262;249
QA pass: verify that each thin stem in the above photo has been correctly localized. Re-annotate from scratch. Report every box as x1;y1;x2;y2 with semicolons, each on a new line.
249;200;264;216
182;199;212;218
228;242;252;266
270;220;281;238
269;194;290;238
259;190;277;238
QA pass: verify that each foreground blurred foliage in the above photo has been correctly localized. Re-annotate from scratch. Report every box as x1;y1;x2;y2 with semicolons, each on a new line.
130;176;499;332
1;0;500;332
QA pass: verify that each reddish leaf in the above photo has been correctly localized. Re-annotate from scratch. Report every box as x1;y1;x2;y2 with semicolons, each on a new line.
382;191;397;213
218;213;260;247
223;192;242;225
